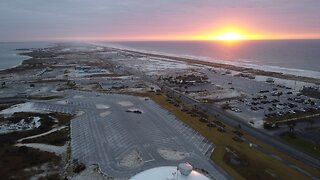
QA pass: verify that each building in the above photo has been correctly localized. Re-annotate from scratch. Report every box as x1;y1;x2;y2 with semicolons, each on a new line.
130;163;210;180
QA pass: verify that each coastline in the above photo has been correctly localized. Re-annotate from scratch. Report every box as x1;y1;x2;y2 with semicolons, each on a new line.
0;42;55;74
0;51;33;75
0;52;32;71
0;42;56;73
115;48;320;85
1;43;320;86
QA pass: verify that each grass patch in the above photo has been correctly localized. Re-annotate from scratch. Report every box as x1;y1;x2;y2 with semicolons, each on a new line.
280;132;320;158
0;103;15;111
0;112;74;179
0;146;60;179
148;92;319;180
3;112;56;134
0;126;60;179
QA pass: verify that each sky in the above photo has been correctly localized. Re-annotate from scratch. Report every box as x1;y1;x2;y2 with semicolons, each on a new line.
0;0;320;42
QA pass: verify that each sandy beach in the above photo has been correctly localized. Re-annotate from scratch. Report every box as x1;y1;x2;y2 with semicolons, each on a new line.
118;49;320;85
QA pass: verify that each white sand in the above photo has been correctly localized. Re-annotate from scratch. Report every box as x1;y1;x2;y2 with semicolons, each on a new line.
0;102;46;117
117;101;133;107
31;87;49;95
95;104;110;109
0;116;41;134
190;90;242;101
158;149;189;161
251;120;265;129
15;143;67;156
27;163;60;180
119;150;143;169
56;100;68;105
51;90;59;93
73;95;84;99
18;126;67;142
76;111;85;117
100;111;111;117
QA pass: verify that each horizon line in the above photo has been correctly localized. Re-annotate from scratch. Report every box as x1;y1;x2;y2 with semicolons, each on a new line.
2;38;320;43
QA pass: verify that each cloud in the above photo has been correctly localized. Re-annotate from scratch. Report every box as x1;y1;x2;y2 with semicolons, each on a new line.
0;0;319;41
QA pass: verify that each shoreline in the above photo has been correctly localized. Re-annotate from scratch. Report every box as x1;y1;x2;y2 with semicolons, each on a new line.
0;49;33;71
91;42;320;79
0;42;56;73
115;48;320;85
0;44;56;75
0;52;34;75
0;53;32;71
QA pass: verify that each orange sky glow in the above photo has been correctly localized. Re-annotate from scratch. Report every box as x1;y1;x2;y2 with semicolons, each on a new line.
3;1;319;42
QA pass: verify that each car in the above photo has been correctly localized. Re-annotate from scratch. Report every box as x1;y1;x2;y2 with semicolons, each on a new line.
199;118;208;123
259;90;269;93
268;107;273;111
207;123;216;128
288;110;296;114
276;112;283;116
251;107;258;111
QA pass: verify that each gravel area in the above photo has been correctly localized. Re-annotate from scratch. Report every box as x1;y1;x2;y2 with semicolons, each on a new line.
95;104;110;109
117;101;133;107
100;111;111;117
119;150;144;169
158;149;190;161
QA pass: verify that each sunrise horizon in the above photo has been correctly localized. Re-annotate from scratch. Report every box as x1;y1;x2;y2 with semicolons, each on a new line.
6;34;320;43
1;1;320;180
1;1;320;42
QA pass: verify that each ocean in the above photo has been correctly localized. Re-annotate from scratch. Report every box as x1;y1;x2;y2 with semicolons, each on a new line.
0;42;54;70
100;40;320;79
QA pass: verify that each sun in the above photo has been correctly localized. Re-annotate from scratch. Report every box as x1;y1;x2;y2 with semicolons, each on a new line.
211;32;246;41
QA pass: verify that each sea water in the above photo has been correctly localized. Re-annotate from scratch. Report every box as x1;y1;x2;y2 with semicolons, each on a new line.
0;42;54;70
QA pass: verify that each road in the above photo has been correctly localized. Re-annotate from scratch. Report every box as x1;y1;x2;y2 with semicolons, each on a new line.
160;85;320;174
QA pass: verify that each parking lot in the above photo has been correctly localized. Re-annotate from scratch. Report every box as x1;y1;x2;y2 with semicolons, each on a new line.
200;69;320;127
52;91;229;179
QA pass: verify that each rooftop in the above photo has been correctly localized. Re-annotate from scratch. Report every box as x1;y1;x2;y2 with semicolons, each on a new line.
130;166;210;180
